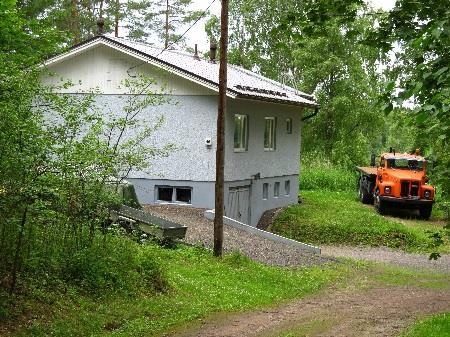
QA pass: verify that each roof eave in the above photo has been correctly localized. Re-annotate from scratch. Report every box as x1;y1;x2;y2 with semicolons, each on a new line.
235;94;318;108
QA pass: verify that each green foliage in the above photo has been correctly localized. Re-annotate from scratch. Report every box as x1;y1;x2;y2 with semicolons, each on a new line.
8;243;354;337
300;153;357;191
400;313;450;337
272;191;447;252
62;236;167;295
374;0;450;200
1;40;173;297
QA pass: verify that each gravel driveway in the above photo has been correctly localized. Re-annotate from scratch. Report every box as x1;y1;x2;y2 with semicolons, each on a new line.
144;205;450;272
321;245;450;273
144;205;333;267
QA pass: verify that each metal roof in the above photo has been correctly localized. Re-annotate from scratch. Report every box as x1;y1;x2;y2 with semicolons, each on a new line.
49;36;317;108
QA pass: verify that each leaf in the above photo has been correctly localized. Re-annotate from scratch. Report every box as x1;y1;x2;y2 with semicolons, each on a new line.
383;103;393;115
434;67;448;78
432;28;442;39
385;81;395;91
415;112;428;124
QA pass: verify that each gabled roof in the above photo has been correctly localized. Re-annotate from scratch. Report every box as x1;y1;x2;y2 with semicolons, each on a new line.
43;35;317;108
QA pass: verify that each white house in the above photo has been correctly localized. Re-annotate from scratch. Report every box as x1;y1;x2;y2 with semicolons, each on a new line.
41;35;317;226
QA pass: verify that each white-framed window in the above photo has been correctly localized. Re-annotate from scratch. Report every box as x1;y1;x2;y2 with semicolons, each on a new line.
263;183;269;200
234;114;248;152
286;118;292;134
274;182;280;197
285;180;290;196
156;186;192;204
264;117;276;151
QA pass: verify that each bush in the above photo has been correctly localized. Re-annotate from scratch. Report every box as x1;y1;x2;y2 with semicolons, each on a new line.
62;236;167;295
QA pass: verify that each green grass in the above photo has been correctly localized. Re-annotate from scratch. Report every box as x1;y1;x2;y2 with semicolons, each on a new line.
272;190;449;253
11;243;355;337
400;313;450;337
372;264;450;289
300;164;357;192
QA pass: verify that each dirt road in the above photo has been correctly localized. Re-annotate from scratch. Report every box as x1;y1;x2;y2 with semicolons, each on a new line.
169;285;450;337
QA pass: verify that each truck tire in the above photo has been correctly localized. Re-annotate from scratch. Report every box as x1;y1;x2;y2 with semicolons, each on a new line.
374;189;386;215
358;177;373;204
419;205;432;220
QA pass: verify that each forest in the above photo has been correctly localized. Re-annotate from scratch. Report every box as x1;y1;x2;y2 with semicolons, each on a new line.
0;0;449;336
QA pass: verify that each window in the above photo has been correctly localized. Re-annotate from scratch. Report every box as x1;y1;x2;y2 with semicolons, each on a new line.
176;188;192;203
264;117;276;151
157;187;173;202
157;186;192;204
286;118;292;134
263;183;269;200
274;182;280;197
285;180;290;196
234;114;248;152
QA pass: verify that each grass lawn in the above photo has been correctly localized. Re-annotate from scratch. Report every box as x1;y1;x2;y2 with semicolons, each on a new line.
4;241;449;337
271;190;449;253
9;244;354;337
400;313;450;337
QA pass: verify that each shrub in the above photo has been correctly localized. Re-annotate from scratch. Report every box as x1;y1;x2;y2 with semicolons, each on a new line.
62;236;166;295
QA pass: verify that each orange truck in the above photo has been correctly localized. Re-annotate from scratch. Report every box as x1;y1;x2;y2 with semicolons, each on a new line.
356;150;435;219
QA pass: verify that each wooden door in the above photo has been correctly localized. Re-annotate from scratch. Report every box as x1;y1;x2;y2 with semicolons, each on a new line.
226;186;250;224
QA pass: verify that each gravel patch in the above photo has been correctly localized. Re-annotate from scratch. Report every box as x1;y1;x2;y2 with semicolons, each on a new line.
321;245;450;273
144;205;334;268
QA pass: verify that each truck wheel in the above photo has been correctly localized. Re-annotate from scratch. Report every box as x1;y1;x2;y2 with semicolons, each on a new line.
374;189;386;215
419;205;432;220
358;177;373;204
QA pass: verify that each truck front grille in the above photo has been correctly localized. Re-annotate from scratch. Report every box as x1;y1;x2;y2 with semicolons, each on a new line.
400;180;420;197
411;181;419;197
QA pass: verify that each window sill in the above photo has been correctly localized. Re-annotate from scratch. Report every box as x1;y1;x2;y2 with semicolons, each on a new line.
234;149;248;153
264;149;276;152
156;201;192;206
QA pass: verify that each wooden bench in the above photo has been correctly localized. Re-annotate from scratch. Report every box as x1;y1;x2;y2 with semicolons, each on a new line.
110;205;187;240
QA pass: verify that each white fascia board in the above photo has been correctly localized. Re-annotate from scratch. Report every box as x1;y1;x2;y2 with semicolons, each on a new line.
41;39;237;99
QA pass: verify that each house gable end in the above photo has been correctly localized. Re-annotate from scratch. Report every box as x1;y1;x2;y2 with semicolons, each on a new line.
41;41;218;96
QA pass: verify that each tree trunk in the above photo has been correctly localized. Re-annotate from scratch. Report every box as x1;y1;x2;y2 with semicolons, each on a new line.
70;0;80;44
165;0;169;49
9;205;28;295
214;0;229;258
115;0;119;37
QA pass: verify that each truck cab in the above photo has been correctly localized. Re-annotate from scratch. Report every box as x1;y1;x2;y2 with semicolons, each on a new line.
357;151;435;219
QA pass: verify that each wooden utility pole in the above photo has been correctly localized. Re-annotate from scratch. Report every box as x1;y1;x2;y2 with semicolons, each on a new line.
214;0;229;257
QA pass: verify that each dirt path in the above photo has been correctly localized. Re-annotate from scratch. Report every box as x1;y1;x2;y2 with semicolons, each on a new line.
169;285;450;337
321;245;450;273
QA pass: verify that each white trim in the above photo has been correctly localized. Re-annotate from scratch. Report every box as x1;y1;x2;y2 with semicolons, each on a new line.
41;38;238;99
203;209;321;254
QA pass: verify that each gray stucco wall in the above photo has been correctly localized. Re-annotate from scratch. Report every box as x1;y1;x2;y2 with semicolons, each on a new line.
127;178;215;209
130;175;298;226
224;175;299;226
225;98;303;182
92;94;218;181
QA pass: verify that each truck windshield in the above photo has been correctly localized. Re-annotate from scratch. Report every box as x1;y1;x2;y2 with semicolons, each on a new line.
386;159;424;170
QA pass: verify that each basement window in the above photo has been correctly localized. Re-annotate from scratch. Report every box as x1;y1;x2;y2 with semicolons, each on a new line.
264;117;276;151
286;118;292;134
176;188;192;203
157;187;173;202
274;182;280;197
285;180;291;196
234;114;248;152
263;183;269;200
156;186;192;204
